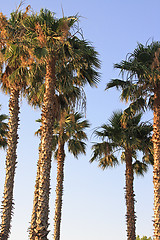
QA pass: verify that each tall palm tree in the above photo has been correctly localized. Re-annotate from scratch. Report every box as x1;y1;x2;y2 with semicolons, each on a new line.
29;85;85;240
0;8;32;239
23;9;100;239
90;111;153;240
106;42;160;239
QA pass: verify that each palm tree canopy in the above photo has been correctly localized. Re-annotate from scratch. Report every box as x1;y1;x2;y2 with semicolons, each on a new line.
36;111;90;158
91;111;153;174
22;9;100;106
0;7;32;93
106;41;160;114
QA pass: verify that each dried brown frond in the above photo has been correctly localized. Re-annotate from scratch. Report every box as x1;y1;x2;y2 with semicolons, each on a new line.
0;12;7;28
0;51;4;63
151;48;160;69
35;23;47;47
1;66;12;89
20;55;34;68
25;5;31;14
59;19;70;42
51;19;71;46
0;12;8;48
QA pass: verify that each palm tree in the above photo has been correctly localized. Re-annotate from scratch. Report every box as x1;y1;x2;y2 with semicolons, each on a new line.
0;8;32;239
23;9;100;239
30;84;88;240
90;111;153;240
52;111;89;240
34;111;89;240
106;42;160;239
28;85;85;240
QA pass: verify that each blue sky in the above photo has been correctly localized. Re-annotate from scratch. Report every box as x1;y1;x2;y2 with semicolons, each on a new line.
0;0;159;239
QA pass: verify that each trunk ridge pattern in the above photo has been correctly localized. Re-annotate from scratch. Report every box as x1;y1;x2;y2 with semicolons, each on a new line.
53;140;65;240
30;58;56;240
153;88;160;240
0;88;20;240
125;150;136;240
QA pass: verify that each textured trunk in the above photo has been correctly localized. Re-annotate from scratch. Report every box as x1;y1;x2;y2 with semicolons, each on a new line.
153;86;160;240
29;146;41;239
53;138;65;240
125;149;136;240
0;88;20;240
33;57;57;240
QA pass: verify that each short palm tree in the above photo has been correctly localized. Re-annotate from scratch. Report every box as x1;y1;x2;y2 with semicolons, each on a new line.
106;42;160;239
90;111;153;240
52;111;89;240
23;9;100;239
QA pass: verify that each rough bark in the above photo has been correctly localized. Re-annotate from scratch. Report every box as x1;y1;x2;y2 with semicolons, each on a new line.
29;146;41;239
125;149;136;240
53;139;65;240
33;57;57;240
152;87;160;240
0;88;20;240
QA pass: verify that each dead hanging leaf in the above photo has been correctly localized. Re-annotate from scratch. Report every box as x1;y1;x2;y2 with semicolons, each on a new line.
25;5;31;14
0;51;4;62
0;13;8;46
35;23;47;47
60;20;70;35
151;48;160;69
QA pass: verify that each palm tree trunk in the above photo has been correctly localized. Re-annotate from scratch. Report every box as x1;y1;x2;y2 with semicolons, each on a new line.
29;146;41;239
153;87;160;240
53;138;65;240
125;149;136;240
0;87;20;240
34;57;57;240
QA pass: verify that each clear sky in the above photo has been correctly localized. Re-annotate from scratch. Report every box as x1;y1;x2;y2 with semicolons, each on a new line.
0;0;159;239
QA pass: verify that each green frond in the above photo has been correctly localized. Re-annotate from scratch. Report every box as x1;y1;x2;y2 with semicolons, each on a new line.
106;79;131;91
133;160;148;176
68;139;86;157
90;141;116;161
34;111;90;159
91;110;153;173
34;47;48;59
109;41;160;113
98;155;119;169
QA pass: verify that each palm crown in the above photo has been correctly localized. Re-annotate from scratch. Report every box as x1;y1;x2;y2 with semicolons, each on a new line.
106;42;160;114
52;111;90;156
23;9;100;92
36;111;90;157
0;9;32;93
91;111;153;171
